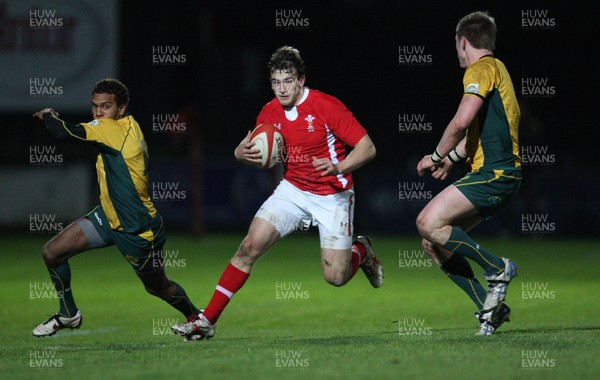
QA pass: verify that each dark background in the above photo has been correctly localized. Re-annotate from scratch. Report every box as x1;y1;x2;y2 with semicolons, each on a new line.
3;0;599;237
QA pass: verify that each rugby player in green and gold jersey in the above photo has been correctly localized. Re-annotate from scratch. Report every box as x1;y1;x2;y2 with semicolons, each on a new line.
415;12;521;336
32;79;201;339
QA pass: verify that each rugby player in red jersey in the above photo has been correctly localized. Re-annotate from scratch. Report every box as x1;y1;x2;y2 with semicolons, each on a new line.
172;46;383;340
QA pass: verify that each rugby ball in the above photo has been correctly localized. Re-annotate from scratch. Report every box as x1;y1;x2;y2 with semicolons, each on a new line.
249;123;284;169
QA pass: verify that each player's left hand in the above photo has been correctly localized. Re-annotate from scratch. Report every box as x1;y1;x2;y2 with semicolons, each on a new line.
313;156;340;177
32;108;59;120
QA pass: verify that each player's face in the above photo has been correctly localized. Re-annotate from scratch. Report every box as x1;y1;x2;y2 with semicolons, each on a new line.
270;70;305;108
455;35;468;69
91;92;126;120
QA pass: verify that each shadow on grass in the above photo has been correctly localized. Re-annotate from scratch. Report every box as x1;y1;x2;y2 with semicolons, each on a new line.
275;332;406;346
498;325;600;334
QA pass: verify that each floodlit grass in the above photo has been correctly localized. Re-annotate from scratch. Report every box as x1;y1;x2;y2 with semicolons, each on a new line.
1;234;599;379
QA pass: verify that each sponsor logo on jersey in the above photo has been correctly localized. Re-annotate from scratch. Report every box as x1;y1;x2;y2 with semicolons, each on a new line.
465;83;479;94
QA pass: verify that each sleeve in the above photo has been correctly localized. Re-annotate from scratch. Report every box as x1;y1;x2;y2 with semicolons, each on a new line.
324;97;367;147
79;118;122;148
43;113;87;142
463;62;494;100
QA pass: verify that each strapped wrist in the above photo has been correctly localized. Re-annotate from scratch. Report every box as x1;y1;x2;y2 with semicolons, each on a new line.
447;148;466;163
431;149;444;163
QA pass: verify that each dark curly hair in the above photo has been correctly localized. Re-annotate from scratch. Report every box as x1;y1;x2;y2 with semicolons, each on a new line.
268;46;306;78
92;78;130;108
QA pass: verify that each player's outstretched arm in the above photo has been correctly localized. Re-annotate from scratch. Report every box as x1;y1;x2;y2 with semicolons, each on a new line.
234;130;262;165
313;134;376;176
33;108;86;142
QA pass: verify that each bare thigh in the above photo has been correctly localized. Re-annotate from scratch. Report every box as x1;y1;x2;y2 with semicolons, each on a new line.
416;185;479;245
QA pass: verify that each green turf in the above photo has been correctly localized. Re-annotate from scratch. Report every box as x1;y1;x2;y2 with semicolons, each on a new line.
1;234;599;379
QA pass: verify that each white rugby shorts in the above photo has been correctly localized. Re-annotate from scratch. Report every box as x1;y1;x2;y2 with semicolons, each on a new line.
255;180;355;250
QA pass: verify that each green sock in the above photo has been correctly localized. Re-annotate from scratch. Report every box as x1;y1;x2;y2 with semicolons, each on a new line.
440;254;487;310
443;226;504;274
48;264;78;317
164;282;200;317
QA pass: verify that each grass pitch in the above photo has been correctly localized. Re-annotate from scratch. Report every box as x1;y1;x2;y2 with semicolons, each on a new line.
1;233;599;379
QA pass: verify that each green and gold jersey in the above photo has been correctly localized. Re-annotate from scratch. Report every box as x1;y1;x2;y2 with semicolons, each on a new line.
79;115;157;235
462;56;521;172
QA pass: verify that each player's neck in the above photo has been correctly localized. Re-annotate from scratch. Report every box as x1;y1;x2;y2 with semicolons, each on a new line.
467;49;493;65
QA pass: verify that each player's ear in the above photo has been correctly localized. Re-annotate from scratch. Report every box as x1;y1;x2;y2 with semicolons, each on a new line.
297;75;306;87
118;104;127;118
460;36;468;50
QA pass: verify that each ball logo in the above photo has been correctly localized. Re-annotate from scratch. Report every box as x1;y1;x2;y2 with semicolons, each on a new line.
250;123;284;169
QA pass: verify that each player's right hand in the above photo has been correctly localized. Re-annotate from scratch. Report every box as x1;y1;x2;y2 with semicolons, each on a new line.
417;155;453;180
430;159;453;180
417;155;436;177
32;108;59;120
234;130;262;165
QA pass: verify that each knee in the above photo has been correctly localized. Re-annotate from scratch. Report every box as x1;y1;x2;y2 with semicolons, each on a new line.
416;213;448;245
42;242;60;267
416;212;432;238
324;272;350;287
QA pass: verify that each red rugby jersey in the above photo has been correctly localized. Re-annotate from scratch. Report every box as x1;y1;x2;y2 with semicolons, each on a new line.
256;88;367;195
